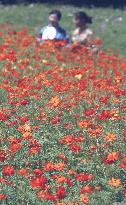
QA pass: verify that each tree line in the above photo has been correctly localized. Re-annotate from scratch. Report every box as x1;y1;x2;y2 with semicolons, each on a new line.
1;0;126;9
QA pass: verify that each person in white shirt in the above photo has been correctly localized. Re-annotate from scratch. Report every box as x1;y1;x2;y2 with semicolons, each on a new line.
37;9;68;42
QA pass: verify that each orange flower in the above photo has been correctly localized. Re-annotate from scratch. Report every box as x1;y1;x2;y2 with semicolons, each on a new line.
57;153;67;161
80;194;90;204
28;146;40;155
59;135;74;145
43;162;54;171
106;151;119;162
49;96;60;107
108;177;121;187
37;190;47;200
67;169;76;175
80;185;94;194
54;162;65;171
55;175;66;184
22;131;32;140
67;203;73;205
104;133;116;142
87;125;102;137
77;120;89;129
17;168;29;176
18;123;31;133
55;202;66;205
67;202;79;205
23;123;31;132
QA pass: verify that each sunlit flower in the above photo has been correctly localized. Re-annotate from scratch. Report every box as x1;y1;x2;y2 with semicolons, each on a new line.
54;162;65;171
105;151;119;164
49;96;60;107
77;120;89;129
80;194;90;203
80;185;94;194
108;177;121;187
104;133;116;142
43;162;54;171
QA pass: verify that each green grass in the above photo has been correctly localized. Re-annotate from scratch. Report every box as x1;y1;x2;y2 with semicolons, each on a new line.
0;3;126;205
0;3;126;56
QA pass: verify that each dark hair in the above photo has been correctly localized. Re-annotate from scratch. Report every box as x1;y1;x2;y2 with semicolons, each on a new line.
74;11;92;24
49;9;62;21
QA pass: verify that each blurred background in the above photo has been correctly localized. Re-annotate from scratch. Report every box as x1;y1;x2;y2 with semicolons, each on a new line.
0;0;126;9
0;0;126;56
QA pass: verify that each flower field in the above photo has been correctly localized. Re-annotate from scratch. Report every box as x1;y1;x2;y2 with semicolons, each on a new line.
0;24;126;205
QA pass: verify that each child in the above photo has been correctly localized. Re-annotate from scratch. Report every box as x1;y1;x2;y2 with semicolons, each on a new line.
37;9;68;42
71;11;98;52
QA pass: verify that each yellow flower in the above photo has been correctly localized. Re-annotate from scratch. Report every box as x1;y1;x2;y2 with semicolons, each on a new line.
75;74;82;80
49;96;60;107
104;133;116;142
108;177;121;187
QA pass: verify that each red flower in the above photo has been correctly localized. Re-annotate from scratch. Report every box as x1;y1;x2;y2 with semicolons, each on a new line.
0;194;7;200
83;108;95;116
99;96;109;103
33;169;43;176
19;99;28;106
30;176;47;189
0;150;6;162
17;168;29;176
9;143;22;153
123;188;126;194
66;178;73;187
70;144;81;153
2;165;14;176
0;177;5;183
19;116;29;122
119;157;126;168
56;186;66;200
104;152;119;164
75;173;92;182
50;116;60;124
6;120;17;126
28;147;40;155
80;185;94;194
46;192;55;201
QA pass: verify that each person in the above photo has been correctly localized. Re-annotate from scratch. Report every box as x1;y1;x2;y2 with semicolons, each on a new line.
37;9;68;42
71;11;99;52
